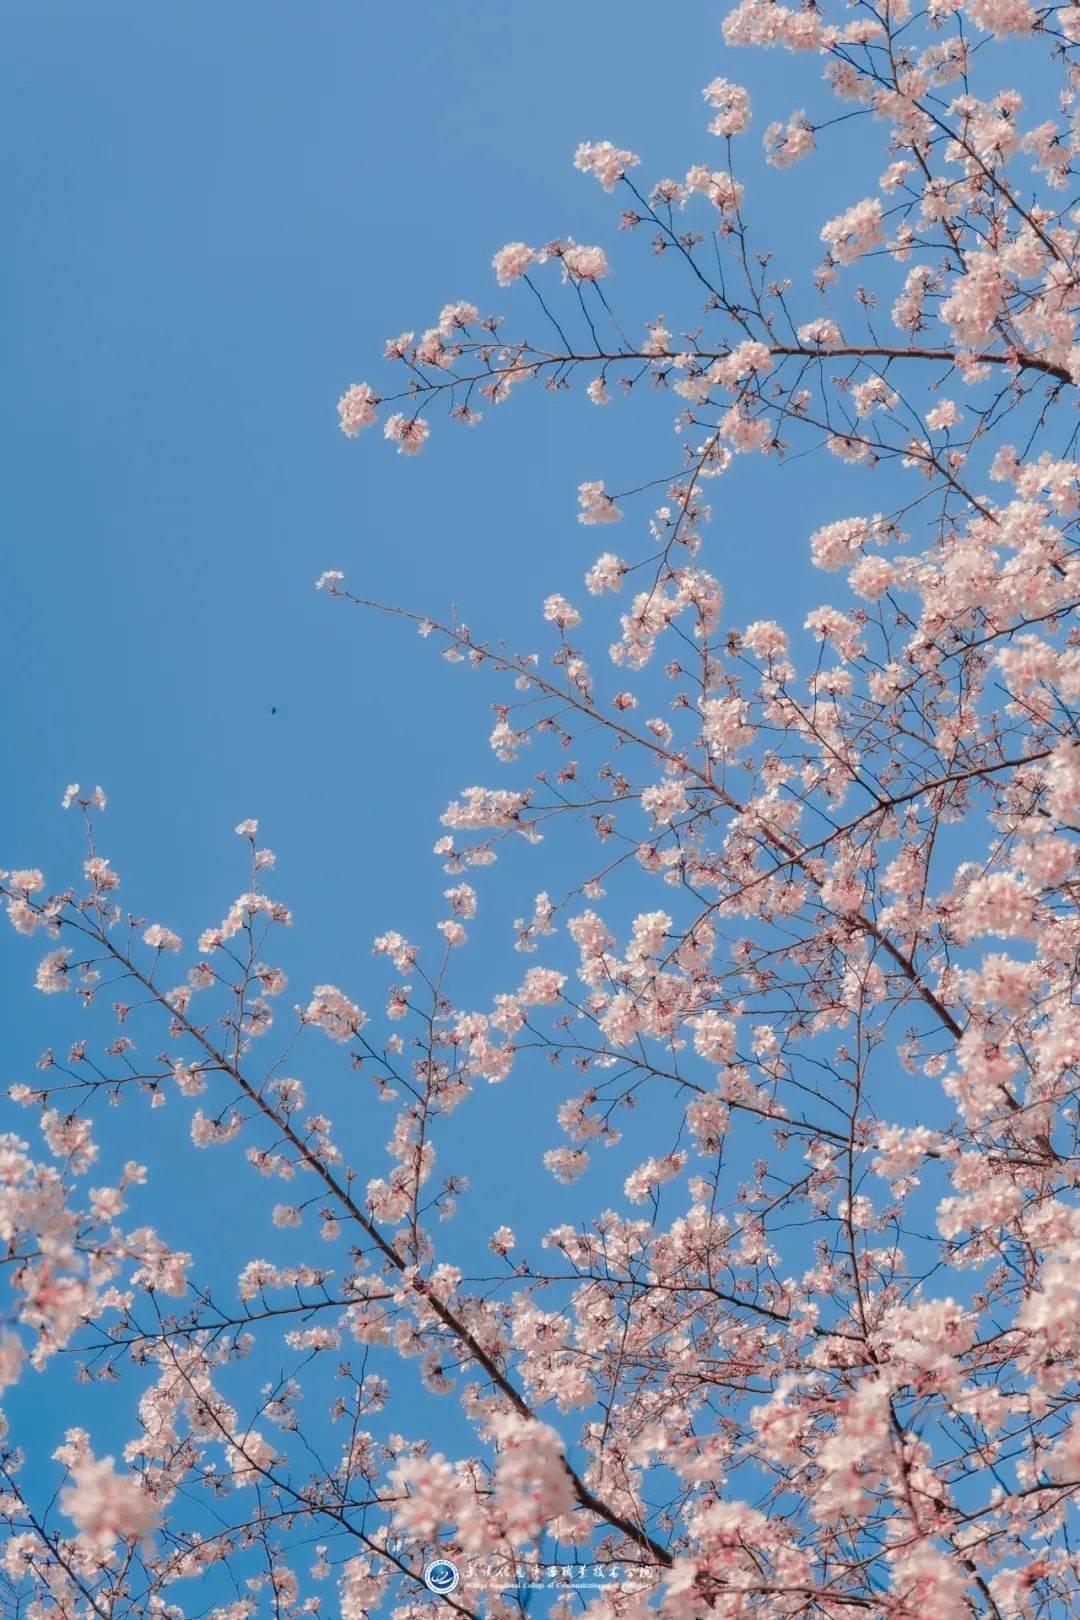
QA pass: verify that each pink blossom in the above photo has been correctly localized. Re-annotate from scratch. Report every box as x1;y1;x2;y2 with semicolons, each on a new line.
584;551;626;594
492;241;539;285
383;413;429;455
573;139;640;190
35;948;71;993
303;984;366;1041
640;779;690;825
743;619;788;657
337;382;378;436
703;77;751;137
577;481;622;525
543;593;581;629
797;317;842;347
684;164;743;213
489;1412;575;1542
559;240;610;282
966;0;1035;32
764;109;814;166
955;871;1037;941
820;197;884;264
60;1451;159;1552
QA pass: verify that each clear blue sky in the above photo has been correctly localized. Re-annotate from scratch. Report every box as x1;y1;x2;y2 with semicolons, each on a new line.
0;0;927;1598
0;0;876;1003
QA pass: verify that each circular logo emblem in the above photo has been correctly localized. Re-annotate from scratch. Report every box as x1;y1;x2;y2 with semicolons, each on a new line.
423;1558;461;1596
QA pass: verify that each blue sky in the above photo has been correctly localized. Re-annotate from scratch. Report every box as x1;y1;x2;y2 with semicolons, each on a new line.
0;0;886;1029
0;0;977;1600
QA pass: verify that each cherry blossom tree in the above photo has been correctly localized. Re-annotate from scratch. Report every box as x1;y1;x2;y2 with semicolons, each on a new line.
2;2;1080;1616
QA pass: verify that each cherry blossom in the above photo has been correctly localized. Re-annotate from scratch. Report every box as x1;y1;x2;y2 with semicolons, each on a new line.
5;6;1080;1617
